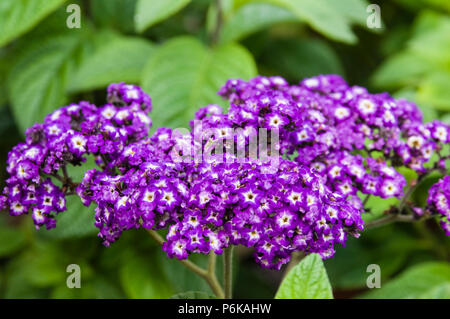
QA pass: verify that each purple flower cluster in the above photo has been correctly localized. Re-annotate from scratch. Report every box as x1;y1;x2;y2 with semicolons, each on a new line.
0;83;152;229
213;75;449;204
77;127;363;268
1;75;448;270
427;176;450;235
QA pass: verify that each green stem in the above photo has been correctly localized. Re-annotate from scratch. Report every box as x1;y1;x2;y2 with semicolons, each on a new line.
223;246;234;299
365;213;433;229
206;253;224;299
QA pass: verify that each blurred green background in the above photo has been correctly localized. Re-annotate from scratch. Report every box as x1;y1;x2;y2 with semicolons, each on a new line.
0;0;449;299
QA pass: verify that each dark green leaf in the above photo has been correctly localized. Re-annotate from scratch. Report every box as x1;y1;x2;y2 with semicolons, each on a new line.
361;262;450;298
90;0;137;33
260;38;343;82
7;32;84;133
251;0;370;43
69;33;154;92
41;196;97;239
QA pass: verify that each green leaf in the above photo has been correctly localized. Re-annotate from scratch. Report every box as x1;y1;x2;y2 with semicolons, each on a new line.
245;0;369;43
69;34;154;92
41;196;97;239
361;195;399;223
141;36;257;128
171;291;217;299
35;158;98;239
260;38;344;82
0;0;67;47
372;12;450;112
361;262;450;299
325;0;370;26
275;253;333;299
90;0;137;33
408;15;450;70
220;3;297;43
135;0;192;32
7;32;84;133
371;52;429;89
0;225;26;257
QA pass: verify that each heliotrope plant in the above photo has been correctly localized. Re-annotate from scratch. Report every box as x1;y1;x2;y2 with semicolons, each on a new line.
1;76;449;298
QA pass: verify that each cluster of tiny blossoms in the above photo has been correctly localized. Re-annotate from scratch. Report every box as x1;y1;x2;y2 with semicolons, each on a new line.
1;75;449;270
77;128;363;268
0;83;152;229
214;75;449;210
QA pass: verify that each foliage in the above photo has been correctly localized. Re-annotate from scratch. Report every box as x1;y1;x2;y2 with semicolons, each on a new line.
276;254;333;299
0;0;448;299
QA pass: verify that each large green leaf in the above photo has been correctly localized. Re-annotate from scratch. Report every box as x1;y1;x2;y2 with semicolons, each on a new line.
120;253;174;298
237;0;371;43
372;12;450;111
371;52;429;89
69;34;154;92
135;0;192;32
408;15;450;70
0;0;67;47
141;36;257;128
8;26;154;132
220;3;297;43
275;253;333;299
7;32;84;133
361;262;450;299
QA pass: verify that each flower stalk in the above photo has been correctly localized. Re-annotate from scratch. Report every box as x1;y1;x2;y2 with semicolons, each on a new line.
223;246;234;299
